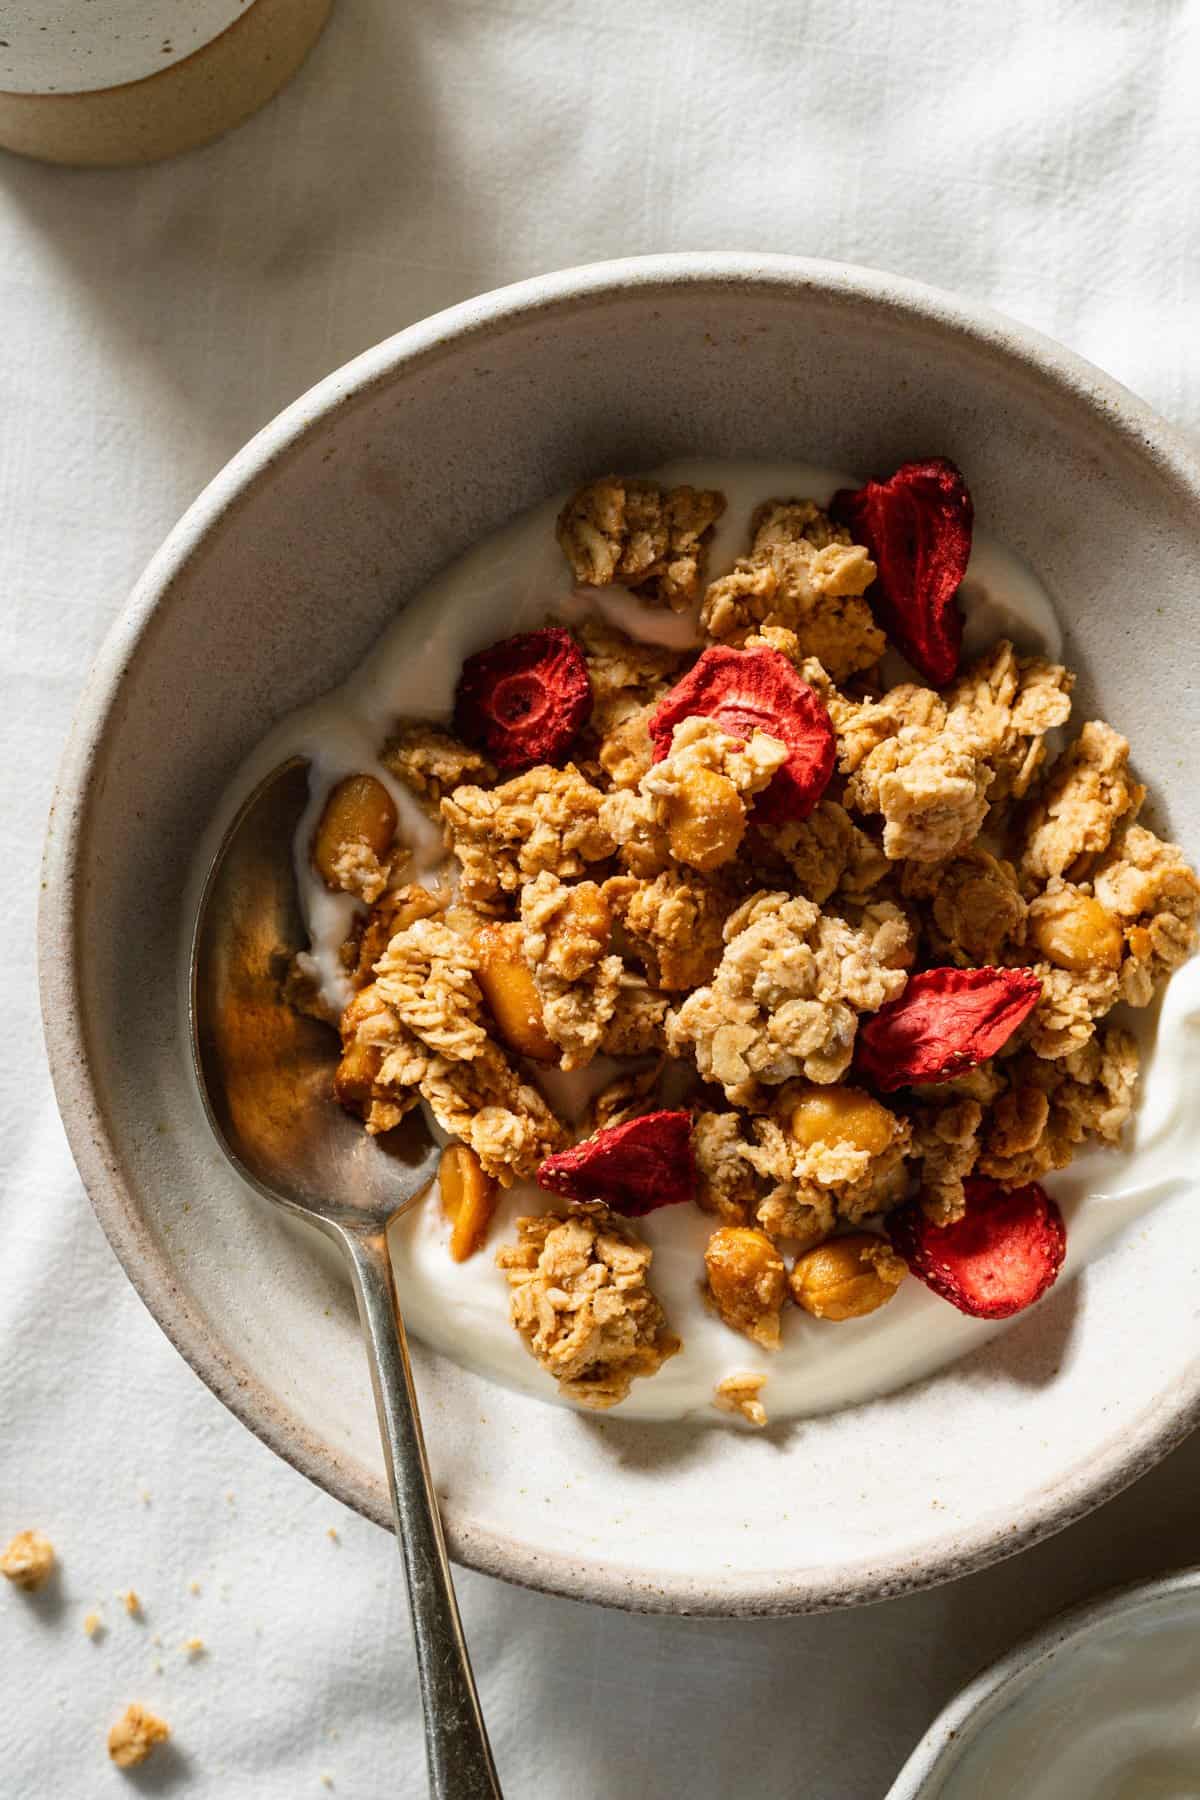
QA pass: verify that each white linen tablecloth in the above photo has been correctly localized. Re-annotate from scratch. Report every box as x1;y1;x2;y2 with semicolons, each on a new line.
3;3;1200;1794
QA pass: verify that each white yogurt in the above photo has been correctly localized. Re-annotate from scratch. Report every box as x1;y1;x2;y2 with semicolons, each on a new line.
198;459;1200;1424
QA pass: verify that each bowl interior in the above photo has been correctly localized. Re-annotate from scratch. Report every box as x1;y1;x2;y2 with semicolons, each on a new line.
42;257;1200;1613
887;1569;1200;1798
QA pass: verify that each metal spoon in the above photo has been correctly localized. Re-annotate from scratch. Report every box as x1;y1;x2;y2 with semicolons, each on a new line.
190;757;501;1799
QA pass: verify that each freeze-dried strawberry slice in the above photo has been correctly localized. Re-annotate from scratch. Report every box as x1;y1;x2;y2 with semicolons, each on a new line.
888;1177;1066;1319
855;966;1041;1092
454;627;592;771
830;458;973;687
536;1110;695;1217
647;645;835;823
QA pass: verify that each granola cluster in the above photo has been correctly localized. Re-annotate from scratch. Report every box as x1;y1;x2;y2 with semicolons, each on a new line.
308;469;1198;1411
441;763;615;909
836;640;1074;863
335;912;564;1181
666;891;912;1104
699;498;883;679
381;723;494;808
557;476;725;610
495;1208;680;1407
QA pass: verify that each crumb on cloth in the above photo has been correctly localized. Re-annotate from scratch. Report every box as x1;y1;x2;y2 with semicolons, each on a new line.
712;1372;769;1427
1;1529;55;1591
107;1702;170;1769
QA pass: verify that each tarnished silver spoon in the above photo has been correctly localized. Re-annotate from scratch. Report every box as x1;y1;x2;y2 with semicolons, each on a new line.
190;757;501;1799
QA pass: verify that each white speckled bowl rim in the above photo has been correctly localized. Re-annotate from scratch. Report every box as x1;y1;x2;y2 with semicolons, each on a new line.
39;253;1200;1616
885;1564;1200;1797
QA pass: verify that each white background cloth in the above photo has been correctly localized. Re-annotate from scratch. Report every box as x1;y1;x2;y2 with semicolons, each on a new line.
3;3;1200;1795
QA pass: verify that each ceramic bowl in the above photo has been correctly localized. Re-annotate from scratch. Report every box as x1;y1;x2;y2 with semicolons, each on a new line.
40;254;1200;1615
887;1567;1200;1797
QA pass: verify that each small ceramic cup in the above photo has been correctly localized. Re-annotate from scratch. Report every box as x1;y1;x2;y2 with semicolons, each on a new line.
0;0;333;167
887;1568;1200;1798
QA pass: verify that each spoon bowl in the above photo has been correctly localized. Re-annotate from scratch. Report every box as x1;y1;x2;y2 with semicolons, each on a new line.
190;755;440;1227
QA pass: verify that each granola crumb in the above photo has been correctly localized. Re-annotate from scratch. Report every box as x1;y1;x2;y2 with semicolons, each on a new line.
762;800;889;906
713;1372;769;1427
187;1579;201;1595
122;1590;142;1618
1024;960;1119;1060
83;1611;103;1639
0;1529;55;1591
183;1636;206;1657
587;1064;664;1135
328;838;393;906
107;1702;170;1769
327;1527;339;1543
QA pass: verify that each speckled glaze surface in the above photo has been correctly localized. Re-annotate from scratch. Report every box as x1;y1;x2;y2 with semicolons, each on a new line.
886;1567;1200;1797
0;0;332;168
0;2;253;94
39;255;1200;1616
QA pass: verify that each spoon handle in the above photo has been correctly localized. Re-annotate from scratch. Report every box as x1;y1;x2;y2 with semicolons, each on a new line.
342;1228;502;1798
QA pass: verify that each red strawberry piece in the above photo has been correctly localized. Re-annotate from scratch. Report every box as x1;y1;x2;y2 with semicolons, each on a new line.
855;966;1041;1093
647;645;835;823
536;1110;695;1217
830;458;974;687
454;626;592;771
888;1176;1066;1319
